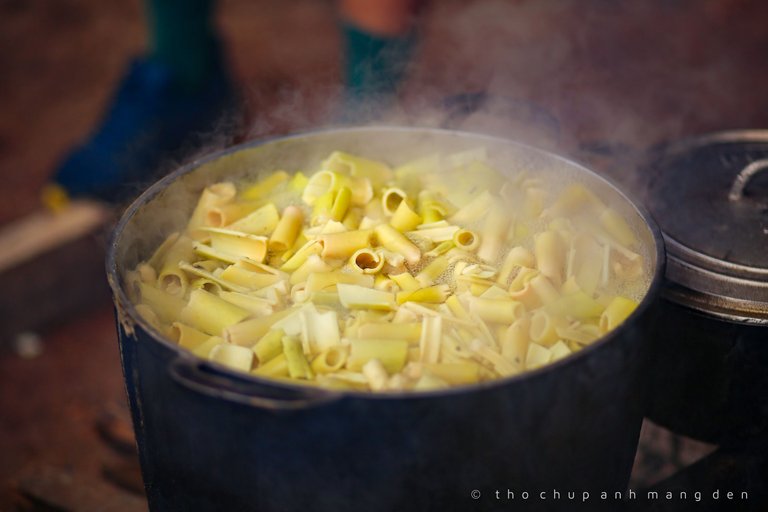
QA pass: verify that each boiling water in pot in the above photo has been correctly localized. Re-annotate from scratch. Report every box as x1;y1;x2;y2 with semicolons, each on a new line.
122;137;652;392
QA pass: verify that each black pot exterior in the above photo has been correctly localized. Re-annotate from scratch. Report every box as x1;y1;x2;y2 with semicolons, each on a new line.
117;311;652;512
108;127;665;512
647;298;768;445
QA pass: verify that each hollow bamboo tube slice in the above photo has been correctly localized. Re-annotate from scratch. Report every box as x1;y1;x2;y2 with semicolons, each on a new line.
346;338;409;374
311;345;349;374
171;322;210;351
205;202;261;228
374;224;421;265
252;353;289;378
453;229;480;252
226;203;280;235
422;362;481;385
501;317;530;368
224;308;296;346
599;296;638;333
251;328;285;364
282;336;313;380
200;228;269;263
187;182;237;238
477;203;511;263
535;230;565;283
469;297;525;324
330;186;352;222
349;248;384;274
382;187;408;216
529;311;561;347
138;282;186;324
191;336;226;359
389;200;422;232
209;344;254;372
157;235;195;296
269;206;304;252
362;359;389;391
319;230;372;260
180;289;252;336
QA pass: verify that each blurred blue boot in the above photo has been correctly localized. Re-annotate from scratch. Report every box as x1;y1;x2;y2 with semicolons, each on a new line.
47;53;237;204
45;0;234;206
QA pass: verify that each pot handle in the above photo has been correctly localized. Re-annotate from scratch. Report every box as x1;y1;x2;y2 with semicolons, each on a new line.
729;158;768;201
169;356;343;411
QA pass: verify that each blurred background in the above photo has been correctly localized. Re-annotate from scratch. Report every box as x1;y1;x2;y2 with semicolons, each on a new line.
1;0;767;509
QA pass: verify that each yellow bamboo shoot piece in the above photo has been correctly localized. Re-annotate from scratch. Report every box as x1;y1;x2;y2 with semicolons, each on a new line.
223;308;296;346
535;230;565;283
187;182;237;238
251;328;285;364
219;265;282;290
396;285;450;305
347;338;408;374
252;353;289;378
311;346;349;374
205;201;260;228
337;284;396;311
414;374;450;391
282;336;314;379
382;187;408;216
529;311;561;347
157;235;194;296
306;271;373;292
374;224;421;265
138;283;186;324
240;171;289;200
180;289;251;336
349;248;385;274
469;297;525;324
501;317;530;368
599;296;638;332
226;203;280;235
548;290;605;320
172;322;212;351
549;340;572;362
201;228;268;263
325;151;393;184
390;272;421;291
525;343;551;370
419;315;442;364
180;262;249;293
415;255;449;287
423;362;480;385
600;208;638;247
362;359;389;391
389;200;422;232
269;206;304;252
477;202;511;263
319;230;372;260
330;186;352;221
210;343;254;372
191;336;226;358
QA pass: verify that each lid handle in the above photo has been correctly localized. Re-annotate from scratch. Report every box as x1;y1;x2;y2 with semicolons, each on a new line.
728;158;768;201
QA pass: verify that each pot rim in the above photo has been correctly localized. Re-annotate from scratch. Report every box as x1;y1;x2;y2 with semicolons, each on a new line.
106;125;667;401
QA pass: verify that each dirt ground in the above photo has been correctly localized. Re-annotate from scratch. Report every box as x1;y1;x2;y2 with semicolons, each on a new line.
1;0;767;509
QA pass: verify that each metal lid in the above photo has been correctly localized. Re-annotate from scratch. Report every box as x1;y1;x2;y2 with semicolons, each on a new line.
643;130;768;324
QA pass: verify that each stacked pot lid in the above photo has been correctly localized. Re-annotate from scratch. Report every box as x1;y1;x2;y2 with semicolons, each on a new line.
642;130;768;324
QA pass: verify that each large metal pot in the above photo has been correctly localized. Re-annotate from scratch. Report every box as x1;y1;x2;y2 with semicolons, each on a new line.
640;130;768;445
107;127;664;512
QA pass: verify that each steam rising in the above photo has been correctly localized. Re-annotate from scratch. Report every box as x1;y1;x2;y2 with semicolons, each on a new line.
117;0;756;267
